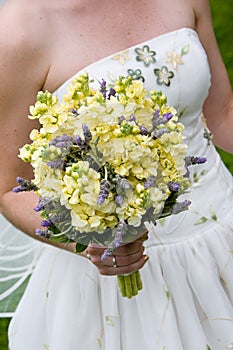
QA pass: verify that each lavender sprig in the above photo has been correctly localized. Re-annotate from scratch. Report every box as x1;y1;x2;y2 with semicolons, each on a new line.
97;179;111;205
101;221;126;260
152;110;173;128
171;199;191;215
12;177;38;193
167;181;180;192
185;156;207;167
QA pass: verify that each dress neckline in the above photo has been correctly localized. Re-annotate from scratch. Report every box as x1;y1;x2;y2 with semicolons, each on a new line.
54;27;198;94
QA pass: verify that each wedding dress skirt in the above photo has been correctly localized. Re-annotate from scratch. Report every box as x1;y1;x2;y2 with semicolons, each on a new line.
3;28;233;349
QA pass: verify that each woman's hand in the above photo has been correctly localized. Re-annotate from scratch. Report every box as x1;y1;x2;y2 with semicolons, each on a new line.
85;234;149;276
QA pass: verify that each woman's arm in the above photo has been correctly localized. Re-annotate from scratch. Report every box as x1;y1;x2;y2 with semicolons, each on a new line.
191;0;233;154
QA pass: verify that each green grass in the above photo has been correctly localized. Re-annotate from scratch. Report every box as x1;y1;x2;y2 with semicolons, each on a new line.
0;1;233;349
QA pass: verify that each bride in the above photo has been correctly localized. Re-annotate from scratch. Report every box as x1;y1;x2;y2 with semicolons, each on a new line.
0;0;233;349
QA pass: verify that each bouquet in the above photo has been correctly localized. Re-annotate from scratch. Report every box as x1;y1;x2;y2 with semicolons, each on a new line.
13;73;206;298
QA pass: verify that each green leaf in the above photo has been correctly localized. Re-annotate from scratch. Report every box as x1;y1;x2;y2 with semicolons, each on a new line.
206;345;212;350
181;44;190;55
210;206;217;221
194;217;208;225
164;285;170;300
75;242;87;253
105;316;115;327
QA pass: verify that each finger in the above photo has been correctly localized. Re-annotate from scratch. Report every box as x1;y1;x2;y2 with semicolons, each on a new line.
98;255;149;276
93;247;145;268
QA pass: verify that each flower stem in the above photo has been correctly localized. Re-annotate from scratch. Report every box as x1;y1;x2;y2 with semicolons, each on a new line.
117;271;143;298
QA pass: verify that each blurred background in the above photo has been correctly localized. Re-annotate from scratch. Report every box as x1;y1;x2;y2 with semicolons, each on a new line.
0;0;232;348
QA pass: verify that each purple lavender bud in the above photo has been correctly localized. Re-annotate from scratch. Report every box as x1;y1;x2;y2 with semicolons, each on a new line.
144;176;157;189
41;219;53;228
35;228;50;238
171;200;191;215
107;87;116;99
16;177;23;184
13;178;38;193
129;114;137;123
101;249;112;261
97;193;106;205
185;156;207;167
34;198;45;212
74;136;82;146
168;181;180;192
12;186;22;193
118;116;125;124
47;159;64;170
97;179;111;204
152;128;168;139
163;112;173;122
152;111;173;127
114;221;125;248
100;79;107;99
115;194;124;206
117;178;131;191
140;126;150;135
49;134;73;148
82;124;92;143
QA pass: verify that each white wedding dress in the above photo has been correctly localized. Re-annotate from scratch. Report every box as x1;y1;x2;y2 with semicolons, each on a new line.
2;28;233;350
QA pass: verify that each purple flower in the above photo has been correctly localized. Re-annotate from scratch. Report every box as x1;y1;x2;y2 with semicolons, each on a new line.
144;176;157;189
113;221;126;248
82;124;92;143
35;228;50;238
49;134;73;148
185;156;207;167
97;179;111;205
108;87;116;99
129;114;137;124
13;177;38;193
118;116;126;124
47;159;64;170
140;126;150;136
152;128;168;139
34;198;45;212
117;178;131;191
152;111;173;128
115;194;124;206
41;219;53;228
171;200;191;215
100;79;107;99
168;181;180;192
101;221;126;260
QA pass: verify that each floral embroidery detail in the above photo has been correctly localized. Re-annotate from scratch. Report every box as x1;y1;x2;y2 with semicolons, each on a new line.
166;45;189;70
203;128;213;145
154;66;174;86
127;68;145;82
135;45;156;67
201;114;213;145
166;50;184;69
111;50;131;65
105;316;115;327
194;206;218;225
193;169;207;184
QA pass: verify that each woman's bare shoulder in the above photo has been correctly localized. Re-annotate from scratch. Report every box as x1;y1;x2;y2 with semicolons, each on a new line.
0;0;50;54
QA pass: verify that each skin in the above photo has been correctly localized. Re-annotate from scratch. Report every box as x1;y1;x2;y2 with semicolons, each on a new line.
0;0;232;275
